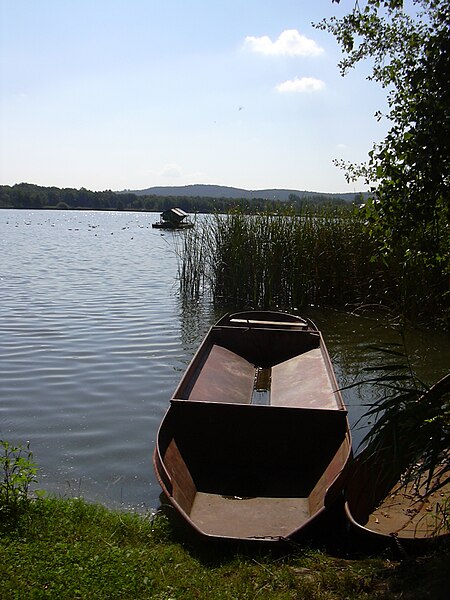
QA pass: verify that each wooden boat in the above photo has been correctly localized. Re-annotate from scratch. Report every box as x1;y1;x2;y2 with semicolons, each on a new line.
345;449;450;552
153;311;352;543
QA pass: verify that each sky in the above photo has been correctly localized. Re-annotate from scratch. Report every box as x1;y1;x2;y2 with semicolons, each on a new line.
0;0;392;194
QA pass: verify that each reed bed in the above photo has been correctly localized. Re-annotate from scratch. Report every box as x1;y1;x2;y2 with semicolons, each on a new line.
176;207;448;327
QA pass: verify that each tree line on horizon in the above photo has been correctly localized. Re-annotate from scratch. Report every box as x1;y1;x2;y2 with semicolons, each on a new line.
0;182;361;214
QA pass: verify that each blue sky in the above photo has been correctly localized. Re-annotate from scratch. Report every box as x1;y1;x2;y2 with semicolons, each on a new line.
0;0;390;193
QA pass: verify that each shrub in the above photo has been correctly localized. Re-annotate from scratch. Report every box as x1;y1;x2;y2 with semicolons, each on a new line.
0;440;38;517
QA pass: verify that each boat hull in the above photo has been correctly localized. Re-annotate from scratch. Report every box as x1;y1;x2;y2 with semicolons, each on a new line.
154;311;352;543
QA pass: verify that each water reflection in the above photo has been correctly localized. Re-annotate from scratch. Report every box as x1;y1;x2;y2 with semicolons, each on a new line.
177;296;216;353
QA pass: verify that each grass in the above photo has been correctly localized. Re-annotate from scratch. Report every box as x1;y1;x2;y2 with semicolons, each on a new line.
1;496;449;599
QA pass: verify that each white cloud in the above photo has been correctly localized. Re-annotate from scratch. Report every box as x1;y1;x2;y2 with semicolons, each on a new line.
244;29;324;57
276;77;326;93
139;163;211;186
161;163;184;179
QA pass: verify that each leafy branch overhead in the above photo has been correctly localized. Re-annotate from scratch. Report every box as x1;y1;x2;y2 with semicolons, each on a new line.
318;1;449;278
322;0;449;508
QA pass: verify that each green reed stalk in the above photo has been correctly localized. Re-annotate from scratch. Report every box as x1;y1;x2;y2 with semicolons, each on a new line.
177;207;447;326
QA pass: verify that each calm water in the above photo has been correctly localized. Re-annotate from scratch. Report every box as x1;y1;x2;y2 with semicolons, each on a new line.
1;209;449;512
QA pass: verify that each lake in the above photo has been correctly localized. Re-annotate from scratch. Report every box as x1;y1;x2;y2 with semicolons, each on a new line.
1;209;449;512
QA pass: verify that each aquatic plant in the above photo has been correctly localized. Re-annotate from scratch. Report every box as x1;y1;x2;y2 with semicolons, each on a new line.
176;207;447;327
346;329;450;503
0;440;38;517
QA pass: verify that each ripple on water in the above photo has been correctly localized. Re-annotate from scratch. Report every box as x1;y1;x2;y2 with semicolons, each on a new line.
0;210;197;509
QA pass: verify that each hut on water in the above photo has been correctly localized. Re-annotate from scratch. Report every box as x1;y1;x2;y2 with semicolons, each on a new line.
152;208;194;229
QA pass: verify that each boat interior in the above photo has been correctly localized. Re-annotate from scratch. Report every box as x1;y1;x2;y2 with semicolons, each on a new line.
156;401;350;540
345;454;450;540
173;324;343;411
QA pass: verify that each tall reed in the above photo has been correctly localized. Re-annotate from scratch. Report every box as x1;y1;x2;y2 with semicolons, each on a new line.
176;207;447;326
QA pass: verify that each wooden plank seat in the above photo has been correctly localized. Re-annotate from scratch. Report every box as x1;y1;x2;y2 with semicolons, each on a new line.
271;348;339;409
180;344;255;404
229;318;308;328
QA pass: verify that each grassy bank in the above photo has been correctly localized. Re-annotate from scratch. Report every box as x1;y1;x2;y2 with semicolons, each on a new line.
176;208;448;328
1;496;449;599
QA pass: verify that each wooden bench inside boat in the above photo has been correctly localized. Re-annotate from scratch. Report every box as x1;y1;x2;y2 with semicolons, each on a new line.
271;348;339;409
176;344;255;404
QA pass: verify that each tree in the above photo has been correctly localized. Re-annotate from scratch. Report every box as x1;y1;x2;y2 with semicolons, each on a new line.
321;1;449;506
317;1;449;276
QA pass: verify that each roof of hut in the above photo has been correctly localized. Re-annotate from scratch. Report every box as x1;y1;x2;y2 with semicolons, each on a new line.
161;208;189;223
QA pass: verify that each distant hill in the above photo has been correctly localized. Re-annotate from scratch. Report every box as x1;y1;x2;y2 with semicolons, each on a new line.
123;184;363;202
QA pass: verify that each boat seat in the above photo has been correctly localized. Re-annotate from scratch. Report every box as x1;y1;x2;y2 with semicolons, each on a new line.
271;348;339;409
183;344;255;404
